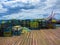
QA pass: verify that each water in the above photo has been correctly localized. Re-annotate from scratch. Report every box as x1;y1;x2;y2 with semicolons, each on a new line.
56;24;60;27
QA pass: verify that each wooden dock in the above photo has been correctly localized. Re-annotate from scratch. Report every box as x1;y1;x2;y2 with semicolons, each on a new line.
0;28;60;45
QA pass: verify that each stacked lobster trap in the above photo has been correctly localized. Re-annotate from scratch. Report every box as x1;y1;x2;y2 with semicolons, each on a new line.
0;11;56;37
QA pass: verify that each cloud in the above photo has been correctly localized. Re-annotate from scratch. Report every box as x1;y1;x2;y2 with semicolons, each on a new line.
0;0;41;14
0;0;60;20
0;11;45;20
2;0;40;8
0;3;7;13
0;0;57;12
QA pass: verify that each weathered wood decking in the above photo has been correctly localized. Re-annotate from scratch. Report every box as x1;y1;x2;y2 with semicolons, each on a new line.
0;28;60;45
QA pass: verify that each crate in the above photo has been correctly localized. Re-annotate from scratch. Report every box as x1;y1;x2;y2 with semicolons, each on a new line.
3;32;12;37
30;21;39;29
12;26;22;36
0;30;3;36
3;27;12;37
12;30;22;36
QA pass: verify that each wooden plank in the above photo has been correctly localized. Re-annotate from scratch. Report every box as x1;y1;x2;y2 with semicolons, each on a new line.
0;28;60;45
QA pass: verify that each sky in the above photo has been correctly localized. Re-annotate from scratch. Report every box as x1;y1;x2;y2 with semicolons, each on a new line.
0;0;60;20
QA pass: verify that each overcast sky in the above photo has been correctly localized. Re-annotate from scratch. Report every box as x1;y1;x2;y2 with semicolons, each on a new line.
0;0;60;20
